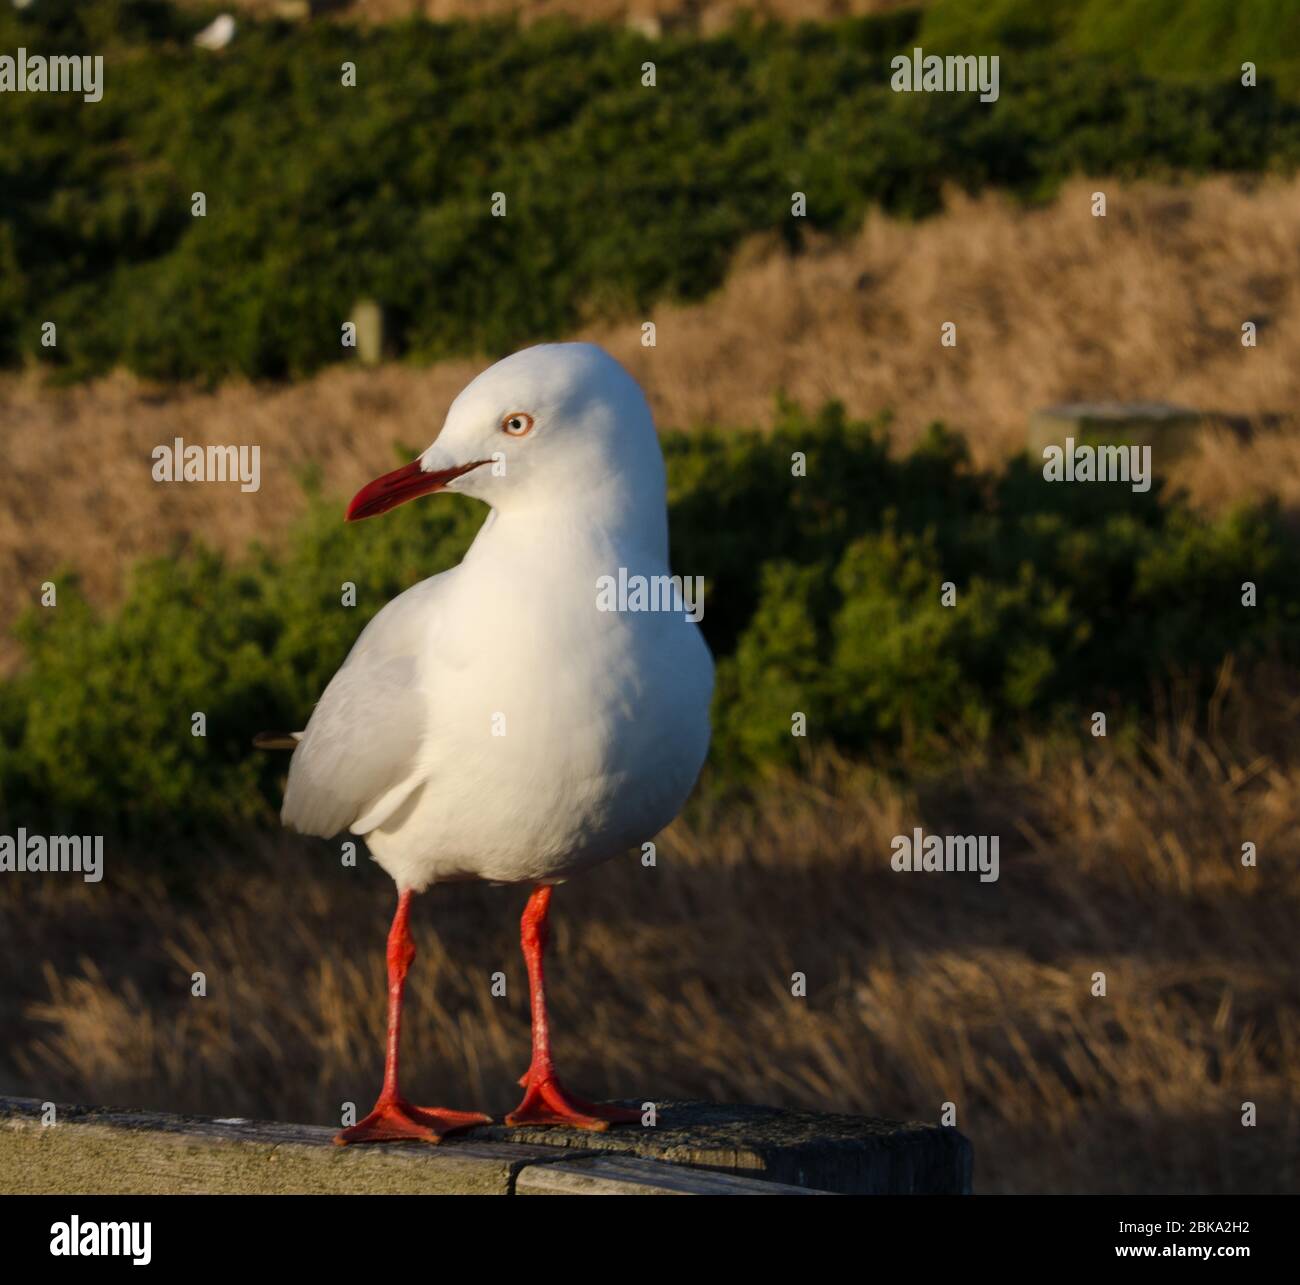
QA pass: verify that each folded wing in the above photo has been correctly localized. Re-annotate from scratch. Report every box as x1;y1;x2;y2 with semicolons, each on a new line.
281;580;441;838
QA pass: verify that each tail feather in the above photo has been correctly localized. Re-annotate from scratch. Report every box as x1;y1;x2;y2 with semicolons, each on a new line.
253;731;302;751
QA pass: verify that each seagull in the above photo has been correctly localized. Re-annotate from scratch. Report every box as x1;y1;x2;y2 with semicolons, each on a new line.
260;343;714;1144
193;14;236;51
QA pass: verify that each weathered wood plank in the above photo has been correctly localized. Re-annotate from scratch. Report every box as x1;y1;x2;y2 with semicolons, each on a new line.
515;1153;825;1196
0;1098;563;1196
470;1100;973;1194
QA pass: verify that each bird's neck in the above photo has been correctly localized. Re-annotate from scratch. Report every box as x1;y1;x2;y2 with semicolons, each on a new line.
468;490;671;576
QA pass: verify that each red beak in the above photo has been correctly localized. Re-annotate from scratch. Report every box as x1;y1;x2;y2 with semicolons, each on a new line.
346;458;488;521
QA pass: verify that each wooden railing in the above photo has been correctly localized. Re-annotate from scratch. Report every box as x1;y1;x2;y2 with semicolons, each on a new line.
0;1096;972;1195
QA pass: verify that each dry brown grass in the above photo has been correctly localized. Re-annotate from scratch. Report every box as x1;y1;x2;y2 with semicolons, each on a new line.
4;175;1298;672
3;666;1297;1193
634;175;1300;466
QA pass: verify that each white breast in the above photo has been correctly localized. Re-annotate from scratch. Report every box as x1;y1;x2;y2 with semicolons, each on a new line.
287;512;714;892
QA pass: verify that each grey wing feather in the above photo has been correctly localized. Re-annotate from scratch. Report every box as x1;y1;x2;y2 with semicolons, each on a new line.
281;585;436;838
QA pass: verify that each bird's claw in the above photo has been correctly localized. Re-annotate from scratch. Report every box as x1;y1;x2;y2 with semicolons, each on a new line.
334;1096;491;1145
505;1075;640;1130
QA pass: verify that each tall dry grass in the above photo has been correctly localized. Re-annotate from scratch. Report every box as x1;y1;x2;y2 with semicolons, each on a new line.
3;176;1298;669
4;665;1297;1193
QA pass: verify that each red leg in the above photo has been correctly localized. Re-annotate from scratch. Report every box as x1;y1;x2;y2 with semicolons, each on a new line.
505;884;640;1131
334;890;490;1145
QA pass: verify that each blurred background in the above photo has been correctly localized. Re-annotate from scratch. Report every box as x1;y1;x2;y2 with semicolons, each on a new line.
1;0;1298;1193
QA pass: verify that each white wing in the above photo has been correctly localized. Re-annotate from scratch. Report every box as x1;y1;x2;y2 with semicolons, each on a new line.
281;574;449;838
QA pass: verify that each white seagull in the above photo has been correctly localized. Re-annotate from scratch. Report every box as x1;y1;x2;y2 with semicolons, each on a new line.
261;343;714;1143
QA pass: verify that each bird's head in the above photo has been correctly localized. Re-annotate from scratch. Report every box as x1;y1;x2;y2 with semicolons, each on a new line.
346;343;666;531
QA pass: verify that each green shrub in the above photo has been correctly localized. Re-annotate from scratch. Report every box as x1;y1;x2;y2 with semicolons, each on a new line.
2;406;1296;835
920;0;1300;89
1;2;1296;380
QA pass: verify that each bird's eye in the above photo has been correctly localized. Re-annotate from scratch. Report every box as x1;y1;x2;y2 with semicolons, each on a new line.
501;412;534;437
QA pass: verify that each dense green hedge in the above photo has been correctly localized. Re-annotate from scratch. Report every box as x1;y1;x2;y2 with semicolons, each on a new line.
2;406;1296;836
1;1;1296;381
920;0;1300;88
